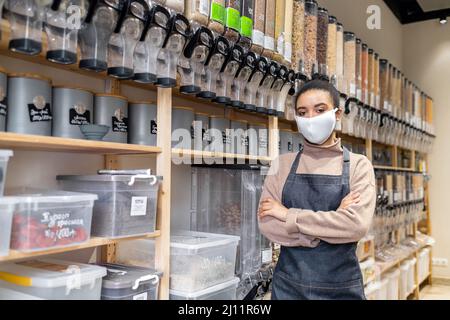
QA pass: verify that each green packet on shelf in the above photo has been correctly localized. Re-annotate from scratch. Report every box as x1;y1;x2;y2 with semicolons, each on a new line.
225;7;240;31
210;2;225;25
240;16;253;38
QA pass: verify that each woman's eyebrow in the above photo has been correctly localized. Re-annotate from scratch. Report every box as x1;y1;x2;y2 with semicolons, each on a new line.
314;102;328;108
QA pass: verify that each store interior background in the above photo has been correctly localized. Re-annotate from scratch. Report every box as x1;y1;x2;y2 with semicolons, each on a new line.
3;0;450;283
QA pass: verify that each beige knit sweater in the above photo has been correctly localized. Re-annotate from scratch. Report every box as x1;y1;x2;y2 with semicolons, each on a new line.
258;138;376;247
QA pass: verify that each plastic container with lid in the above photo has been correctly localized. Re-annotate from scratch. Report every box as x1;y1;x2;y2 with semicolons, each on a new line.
170;277;239;300
251;0;266;54
100;264;162;300
6;190;97;252
399;261;409;300
223;0;241;43
279;129;293;155
368;49;374;107
361;44;368;104
169;230;240;293
172;107;195;149
237;0;254;51
292;0;305;72
230;120;248;155
335;22;344;91
407;258;417;295
94;94;128;143
343;31;356;97
208;116;231;153
304;0;318;78
115;238;157;270
0;259;106;300
263;0;275;58
365;281;381;300
0;287;43;300
378;277;389;300
326;16;337;80
385;268;400;300
7;73;52;136
248;123;268;157
316;7;329;76
379;59;389;113
0;67;7;132
374;53;380;109
57;174;161;238
355;38;362;100
52;86;94;139
292;131;303;153
0;195;14;257
0;149;13;196
128;102;157;146
193;113;210;151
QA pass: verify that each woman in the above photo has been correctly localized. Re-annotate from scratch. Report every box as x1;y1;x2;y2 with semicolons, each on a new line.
258;80;376;300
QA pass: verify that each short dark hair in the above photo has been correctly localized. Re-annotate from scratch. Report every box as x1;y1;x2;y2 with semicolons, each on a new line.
296;80;340;108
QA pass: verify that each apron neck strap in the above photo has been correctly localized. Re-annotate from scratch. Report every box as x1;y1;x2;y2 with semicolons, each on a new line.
289;145;304;176
342;146;351;185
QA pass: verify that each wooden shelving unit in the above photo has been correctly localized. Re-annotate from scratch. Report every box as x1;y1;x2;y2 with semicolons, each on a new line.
172;148;273;163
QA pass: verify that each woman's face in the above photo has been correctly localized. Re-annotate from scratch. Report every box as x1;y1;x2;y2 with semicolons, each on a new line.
296;89;342;120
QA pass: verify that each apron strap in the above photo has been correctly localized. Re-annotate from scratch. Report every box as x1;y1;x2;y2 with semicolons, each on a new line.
342;147;351;187
288;145;304;176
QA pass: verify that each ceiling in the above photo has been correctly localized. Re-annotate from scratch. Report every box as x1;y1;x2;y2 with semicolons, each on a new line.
384;0;450;24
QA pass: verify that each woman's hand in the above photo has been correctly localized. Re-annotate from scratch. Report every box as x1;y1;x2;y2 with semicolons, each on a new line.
339;192;361;210
258;198;289;222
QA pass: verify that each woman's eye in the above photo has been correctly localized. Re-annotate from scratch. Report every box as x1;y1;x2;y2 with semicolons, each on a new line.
317;109;325;113
298;112;306;117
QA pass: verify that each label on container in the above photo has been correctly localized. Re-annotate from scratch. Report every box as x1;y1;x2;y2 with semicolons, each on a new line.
394;192;401;202
252;30;264;46
383;101;389;111
240;16;253;38
284;42;292;63
376;95;380;109
350;84;357;97
288;141;293;152
69;108;90;126
276;34;284;56
369;93;375;107
261;249;273;264
241;134;248;147
28;102;52;122
151;120;158;135
0;100;6;117
210;2;225;24
409;192;414;201
112;116;128;133
133;292;148;300
259;135;268;149
130;197;148;216
225;7;240;31
199;0;209;16
222;130;231;145
356;89;362;101
264;36;275;51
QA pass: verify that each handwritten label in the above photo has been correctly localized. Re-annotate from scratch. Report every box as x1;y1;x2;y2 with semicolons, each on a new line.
0;99;6;117
28;103;52;122
69;108;90;125
112;116;128;133
151;120;157;135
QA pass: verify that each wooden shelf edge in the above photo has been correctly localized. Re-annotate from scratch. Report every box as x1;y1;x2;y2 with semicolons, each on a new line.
0;231;161;263
0;132;162;155
171;148;273;163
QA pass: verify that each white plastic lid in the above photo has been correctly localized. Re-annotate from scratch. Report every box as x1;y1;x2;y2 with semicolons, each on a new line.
385;268;400;278
0;150;13;159
3;190;98;204
170;231;240;250
0;259;107;289
170;277;240;299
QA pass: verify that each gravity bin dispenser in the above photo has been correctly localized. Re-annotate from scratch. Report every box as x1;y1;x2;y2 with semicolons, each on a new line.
191;165;269;300
214;44;244;105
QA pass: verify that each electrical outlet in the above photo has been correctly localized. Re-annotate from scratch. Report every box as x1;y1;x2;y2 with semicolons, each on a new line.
433;258;449;267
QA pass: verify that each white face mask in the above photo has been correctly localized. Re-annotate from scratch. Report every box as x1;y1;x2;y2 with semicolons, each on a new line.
295;108;338;145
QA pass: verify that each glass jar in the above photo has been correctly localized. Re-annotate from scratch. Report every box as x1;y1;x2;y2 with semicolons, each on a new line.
355;38;362;100
237;0;254;51
292;0;305;73
379;58;389;113
44;0;88;65
284;0;294;65
326;15;337;81
336;22;344;91
223;0;240;43
156;13;191;88
374;52;380;109
107;0;148;79
273;0;285;63
316;7;328;77
263;0;275;58
251;0;265;54
179;26;214;94
208;0;226;34
304;0;318;78
6;0;46;55
78;0;121;72
368;48;374;107
361;43;368;104
343;31;356;97
133;5;171;84
215;44;244;105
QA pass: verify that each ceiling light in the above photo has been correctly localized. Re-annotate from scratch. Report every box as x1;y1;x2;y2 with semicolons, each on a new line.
439;16;447;24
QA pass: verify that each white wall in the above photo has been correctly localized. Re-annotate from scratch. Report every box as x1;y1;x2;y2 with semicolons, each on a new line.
318;0;404;68
402;20;450;279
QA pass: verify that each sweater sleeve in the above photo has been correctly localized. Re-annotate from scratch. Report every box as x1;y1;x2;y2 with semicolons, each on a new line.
285;155;376;244
258;156;320;248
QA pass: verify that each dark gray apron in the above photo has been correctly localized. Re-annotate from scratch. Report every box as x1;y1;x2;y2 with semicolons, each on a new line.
271;146;366;300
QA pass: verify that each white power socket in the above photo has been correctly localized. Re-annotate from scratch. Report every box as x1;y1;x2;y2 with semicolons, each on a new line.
432;258;449;267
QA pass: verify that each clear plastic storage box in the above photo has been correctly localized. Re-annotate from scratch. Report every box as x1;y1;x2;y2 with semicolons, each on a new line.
418;247;431;283
0;198;15;256
0;150;13;196
115;239;156;270
385;268;400;300
399;261;409;300
100;264;162;300
170;277;239;300
6;191;97;252
0;287;43;300
58;174;161;238
0;259;106;300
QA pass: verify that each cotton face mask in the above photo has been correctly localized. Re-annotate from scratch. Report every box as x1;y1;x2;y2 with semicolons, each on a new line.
295;108;338;145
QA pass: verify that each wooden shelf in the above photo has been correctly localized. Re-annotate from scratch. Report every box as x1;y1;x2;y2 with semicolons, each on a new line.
373;165;416;172
0;231;161;263
0;132;162;155
172;148;273;163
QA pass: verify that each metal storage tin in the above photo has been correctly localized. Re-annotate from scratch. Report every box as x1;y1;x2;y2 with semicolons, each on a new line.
292;131;304;153
230;120;248;155
248;122;268;157
94;94;128;143
0;67;7;132
128;101;157;146
194;112;210;151
209;116;230;153
7;73;52;136
52;86;94;139
172;107;194;149
279;129;293;154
